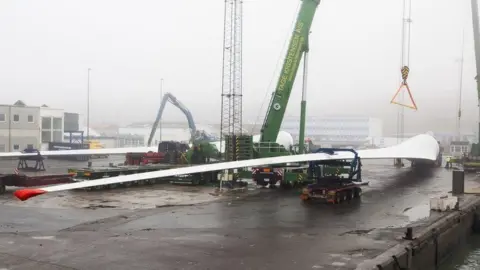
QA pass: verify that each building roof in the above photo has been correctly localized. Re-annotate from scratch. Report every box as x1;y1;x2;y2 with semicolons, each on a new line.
13;100;26;106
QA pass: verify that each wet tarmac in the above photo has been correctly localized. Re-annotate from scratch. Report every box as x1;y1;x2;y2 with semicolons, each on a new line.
0;158;477;269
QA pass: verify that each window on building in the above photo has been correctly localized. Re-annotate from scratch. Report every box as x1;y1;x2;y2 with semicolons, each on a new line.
27;115;34;123
0;113;5;122
0;144;5;152
13;114;19;122
26;144;34;149
42;117;51;129
53;117;62;129
53;131;63;142
42;131;52;143
13;144;19;150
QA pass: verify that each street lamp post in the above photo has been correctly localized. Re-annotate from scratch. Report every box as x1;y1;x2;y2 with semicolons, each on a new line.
159;78;163;142
87;68;91;141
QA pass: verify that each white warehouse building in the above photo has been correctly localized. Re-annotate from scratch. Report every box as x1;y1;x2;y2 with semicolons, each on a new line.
281;115;383;147
0;101;67;152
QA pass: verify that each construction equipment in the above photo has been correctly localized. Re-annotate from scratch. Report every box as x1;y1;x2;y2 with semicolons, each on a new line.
450;0;480;172
147;92;220;163
249;0;321;187
472;0;480;159
147;92;218;147
300;148;363;203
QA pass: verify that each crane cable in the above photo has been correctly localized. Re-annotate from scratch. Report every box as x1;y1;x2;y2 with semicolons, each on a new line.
390;0;417;110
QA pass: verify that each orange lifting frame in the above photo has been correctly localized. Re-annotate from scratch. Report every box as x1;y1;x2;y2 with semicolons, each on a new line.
390;82;417;110
391;66;417;110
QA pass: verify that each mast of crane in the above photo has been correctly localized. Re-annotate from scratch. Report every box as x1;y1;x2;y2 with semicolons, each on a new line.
471;0;480;148
220;0;243;160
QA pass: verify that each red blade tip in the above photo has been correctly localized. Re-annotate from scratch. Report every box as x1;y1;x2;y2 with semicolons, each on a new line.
14;189;47;201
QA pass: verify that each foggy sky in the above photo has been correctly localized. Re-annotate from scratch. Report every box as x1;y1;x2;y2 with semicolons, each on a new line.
0;0;477;135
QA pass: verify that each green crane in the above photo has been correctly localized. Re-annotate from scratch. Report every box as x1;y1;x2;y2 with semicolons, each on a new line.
257;0;320;157
248;0;321;188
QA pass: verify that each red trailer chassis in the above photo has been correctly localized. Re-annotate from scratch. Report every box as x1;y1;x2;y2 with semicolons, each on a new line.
0;173;74;194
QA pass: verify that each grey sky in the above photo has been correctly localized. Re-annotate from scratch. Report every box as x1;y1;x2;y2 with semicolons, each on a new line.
0;0;476;134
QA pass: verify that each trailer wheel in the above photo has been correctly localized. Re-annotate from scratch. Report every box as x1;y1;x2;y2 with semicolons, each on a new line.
280;182;293;189
353;188;362;198
347;190;354;201
335;193;342;204
300;194;309;201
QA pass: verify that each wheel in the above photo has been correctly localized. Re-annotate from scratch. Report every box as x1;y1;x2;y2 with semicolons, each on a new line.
0;183;5;195
192;175;201;185
280;182;293;189
335;192;342;204
353;188;362;198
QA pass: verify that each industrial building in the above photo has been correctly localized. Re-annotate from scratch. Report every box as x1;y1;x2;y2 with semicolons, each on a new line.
0;100;82;152
281;115;383;147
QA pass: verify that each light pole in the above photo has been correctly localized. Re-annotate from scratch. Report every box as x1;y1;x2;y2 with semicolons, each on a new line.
87;68;91;141
159;78;163;142
456;29;465;140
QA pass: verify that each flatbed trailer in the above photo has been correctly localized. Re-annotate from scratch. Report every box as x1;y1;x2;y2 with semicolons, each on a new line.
69;162;221;191
300;178;362;203
300;148;364;204
0;173;73;194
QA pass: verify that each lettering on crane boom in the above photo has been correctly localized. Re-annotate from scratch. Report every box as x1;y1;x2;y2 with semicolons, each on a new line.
278;21;305;95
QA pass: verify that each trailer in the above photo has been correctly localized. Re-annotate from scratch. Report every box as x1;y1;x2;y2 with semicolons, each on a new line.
69;162;220;191
300;148;364;204
0;173;73;195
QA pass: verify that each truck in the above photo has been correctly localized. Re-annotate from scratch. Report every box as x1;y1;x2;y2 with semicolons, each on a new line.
300;148;363;203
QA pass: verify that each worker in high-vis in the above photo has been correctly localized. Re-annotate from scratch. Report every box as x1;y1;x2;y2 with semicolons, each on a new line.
445;156;452;169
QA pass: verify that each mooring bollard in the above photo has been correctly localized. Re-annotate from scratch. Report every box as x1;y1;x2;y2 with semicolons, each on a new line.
403;227;413;240
452;170;465;195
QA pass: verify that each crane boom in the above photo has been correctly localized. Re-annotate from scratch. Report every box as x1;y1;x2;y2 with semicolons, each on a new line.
472;0;480;147
147;92;197;146
259;0;320;143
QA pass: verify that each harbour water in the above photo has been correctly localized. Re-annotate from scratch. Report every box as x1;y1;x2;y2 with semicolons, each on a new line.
440;234;480;269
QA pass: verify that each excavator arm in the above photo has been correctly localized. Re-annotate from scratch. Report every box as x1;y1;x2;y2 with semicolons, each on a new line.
147;92;197;146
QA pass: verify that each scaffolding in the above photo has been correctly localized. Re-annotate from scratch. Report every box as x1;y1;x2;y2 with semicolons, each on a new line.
220;0;244;161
